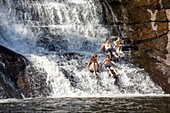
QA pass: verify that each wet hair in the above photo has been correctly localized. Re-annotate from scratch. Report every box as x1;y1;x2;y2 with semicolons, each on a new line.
93;54;97;58
105;38;110;43
117;37;121;40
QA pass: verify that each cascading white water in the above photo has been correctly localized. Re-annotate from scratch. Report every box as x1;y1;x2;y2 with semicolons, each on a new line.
0;0;164;97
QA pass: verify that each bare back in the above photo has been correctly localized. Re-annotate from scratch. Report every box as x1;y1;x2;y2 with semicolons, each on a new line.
105;40;113;50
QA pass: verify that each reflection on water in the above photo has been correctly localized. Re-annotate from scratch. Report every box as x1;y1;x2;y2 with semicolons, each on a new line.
0;96;170;112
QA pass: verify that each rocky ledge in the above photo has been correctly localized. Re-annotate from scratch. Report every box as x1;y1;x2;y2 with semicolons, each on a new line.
103;0;170;93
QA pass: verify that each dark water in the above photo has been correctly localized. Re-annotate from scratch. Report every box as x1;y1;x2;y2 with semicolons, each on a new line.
0;96;170;113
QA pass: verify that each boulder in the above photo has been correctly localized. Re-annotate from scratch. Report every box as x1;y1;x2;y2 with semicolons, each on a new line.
0;44;29;98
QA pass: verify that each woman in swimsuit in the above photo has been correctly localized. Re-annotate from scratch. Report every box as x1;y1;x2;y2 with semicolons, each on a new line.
87;54;99;75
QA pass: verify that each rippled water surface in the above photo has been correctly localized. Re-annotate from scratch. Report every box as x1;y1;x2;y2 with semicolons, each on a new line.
0;96;170;112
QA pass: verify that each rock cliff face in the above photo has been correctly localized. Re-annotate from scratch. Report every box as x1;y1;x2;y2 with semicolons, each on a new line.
103;0;170;93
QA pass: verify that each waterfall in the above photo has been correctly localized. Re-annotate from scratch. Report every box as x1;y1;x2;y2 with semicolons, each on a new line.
0;0;164;97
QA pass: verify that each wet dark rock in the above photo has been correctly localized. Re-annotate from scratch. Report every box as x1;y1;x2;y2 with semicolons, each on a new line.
122;45;139;51
36;34;68;52
0;45;51;98
0;44;29;98
0;62;24;98
24;66;51;97
61;52;84;60
60;68;77;88
0;45;29;79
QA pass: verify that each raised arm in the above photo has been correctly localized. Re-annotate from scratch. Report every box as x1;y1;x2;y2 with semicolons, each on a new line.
100;59;106;67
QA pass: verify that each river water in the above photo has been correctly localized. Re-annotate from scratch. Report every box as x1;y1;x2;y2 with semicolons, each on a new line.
0;96;170;112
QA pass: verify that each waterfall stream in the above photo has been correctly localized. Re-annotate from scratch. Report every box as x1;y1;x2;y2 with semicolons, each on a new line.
0;0;164;97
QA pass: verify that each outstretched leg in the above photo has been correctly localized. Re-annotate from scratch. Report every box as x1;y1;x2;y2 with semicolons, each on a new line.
110;67;119;75
93;63;99;75
107;52;112;59
106;67;113;76
109;67;119;85
108;52;118;61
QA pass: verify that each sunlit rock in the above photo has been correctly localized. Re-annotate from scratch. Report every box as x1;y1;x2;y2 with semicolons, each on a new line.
103;0;170;93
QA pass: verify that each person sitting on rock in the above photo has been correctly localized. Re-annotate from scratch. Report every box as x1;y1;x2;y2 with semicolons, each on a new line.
87;54;99;75
100;38;119;59
114;37;123;54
